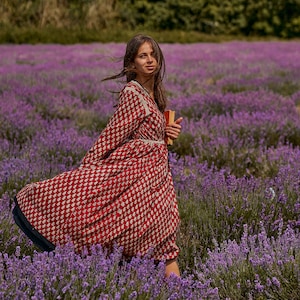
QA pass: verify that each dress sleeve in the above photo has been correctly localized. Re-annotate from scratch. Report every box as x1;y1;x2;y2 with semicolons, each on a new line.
81;86;150;164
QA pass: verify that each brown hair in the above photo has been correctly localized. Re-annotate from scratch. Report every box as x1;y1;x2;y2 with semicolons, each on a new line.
102;34;167;112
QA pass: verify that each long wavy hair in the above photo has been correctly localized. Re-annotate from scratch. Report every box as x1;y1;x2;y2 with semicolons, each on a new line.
102;34;167;112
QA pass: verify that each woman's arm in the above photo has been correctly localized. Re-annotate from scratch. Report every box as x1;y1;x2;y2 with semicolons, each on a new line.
81;86;149;164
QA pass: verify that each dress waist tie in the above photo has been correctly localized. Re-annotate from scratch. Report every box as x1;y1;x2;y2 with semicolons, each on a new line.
138;139;165;145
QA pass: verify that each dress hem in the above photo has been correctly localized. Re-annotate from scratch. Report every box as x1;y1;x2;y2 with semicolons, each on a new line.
13;197;55;252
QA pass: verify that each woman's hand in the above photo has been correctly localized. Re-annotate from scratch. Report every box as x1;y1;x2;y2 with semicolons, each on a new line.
165;117;183;141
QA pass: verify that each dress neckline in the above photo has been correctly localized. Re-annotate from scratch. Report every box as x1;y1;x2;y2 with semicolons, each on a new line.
131;80;160;110
131;80;151;97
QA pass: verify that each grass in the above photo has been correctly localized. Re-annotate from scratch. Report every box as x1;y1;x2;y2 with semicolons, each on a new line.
0;25;289;44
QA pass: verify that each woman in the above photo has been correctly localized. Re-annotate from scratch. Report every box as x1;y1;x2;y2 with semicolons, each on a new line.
13;34;183;277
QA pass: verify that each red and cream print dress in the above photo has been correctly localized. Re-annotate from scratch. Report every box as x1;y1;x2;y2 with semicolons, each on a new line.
15;80;180;260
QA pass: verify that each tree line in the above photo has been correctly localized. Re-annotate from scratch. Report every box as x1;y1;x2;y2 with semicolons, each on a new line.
0;0;299;38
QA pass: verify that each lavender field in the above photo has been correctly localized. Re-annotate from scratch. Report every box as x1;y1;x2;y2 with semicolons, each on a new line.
0;41;300;299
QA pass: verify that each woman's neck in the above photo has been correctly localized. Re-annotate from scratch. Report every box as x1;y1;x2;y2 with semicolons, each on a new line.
136;76;154;90
135;77;154;99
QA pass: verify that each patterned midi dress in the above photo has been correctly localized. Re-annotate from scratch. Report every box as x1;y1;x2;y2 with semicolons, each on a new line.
14;80;180;261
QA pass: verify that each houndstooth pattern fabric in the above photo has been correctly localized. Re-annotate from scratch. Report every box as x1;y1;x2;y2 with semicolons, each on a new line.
16;80;180;261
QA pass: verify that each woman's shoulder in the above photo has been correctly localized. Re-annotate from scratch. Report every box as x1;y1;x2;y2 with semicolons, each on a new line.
118;81;151;114
121;80;144;95
118;81;143;104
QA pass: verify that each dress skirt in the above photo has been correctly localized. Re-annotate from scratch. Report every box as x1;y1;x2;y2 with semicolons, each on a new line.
14;80;180;261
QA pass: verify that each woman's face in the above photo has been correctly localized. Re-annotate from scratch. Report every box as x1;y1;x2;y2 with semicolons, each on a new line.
133;42;158;82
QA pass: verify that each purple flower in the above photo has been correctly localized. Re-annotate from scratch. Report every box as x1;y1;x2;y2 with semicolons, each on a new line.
128;291;137;299
272;277;281;288
1;41;300;299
